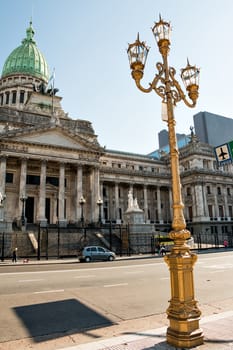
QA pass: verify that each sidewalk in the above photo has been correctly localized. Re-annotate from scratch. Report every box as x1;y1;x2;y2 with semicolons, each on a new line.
58;311;233;350
0;254;157;265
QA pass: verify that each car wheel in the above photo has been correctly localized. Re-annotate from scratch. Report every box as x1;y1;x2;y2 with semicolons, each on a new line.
85;256;91;262
108;255;114;261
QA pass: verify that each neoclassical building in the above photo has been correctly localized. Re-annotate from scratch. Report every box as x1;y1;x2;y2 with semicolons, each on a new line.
0;22;233;243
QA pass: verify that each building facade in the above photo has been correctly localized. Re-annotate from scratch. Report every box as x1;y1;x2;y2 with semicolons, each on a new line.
0;23;233;247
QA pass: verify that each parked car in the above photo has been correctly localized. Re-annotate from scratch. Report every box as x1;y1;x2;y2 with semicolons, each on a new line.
78;246;116;262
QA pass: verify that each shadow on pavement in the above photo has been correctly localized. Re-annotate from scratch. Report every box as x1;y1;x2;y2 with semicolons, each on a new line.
13;298;114;343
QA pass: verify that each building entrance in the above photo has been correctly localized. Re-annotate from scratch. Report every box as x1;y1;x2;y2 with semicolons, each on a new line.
25;197;34;223
46;198;51;224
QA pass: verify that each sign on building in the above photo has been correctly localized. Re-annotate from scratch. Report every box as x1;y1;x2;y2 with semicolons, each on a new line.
214;143;232;166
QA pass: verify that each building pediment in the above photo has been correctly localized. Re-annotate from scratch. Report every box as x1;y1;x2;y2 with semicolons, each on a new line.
1;124;103;153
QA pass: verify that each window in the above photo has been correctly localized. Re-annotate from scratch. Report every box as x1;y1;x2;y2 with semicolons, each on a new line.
5;92;9;104
98;247;105;252
0;94;3;105
229;206;233;218
208;205;213;218
6;173;13;183
187;187;191;196
217;186;221;195
12;91;17;104
26;175;40;185
227;188;231;196
219;205;224;217
46;176;59;187
188;206;193;220
207;186;211;195
19;90;25;103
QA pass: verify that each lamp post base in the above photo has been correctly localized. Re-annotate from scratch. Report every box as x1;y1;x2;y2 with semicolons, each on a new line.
164;229;204;348
167;318;203;348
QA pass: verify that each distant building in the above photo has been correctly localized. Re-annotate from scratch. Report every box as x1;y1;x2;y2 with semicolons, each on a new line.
158;129;189;148
194;111;233;146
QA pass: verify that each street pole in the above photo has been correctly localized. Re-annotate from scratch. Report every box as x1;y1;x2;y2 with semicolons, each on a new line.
127;15;203;348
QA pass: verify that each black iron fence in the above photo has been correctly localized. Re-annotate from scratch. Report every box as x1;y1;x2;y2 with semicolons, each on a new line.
1;226;233;261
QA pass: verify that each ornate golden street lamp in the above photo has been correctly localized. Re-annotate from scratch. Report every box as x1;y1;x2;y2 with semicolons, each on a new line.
127;16;203;348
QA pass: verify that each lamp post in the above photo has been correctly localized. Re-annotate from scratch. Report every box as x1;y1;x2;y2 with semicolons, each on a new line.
127;16;203;348
20;194;28;228
79;195;86;227
97;197;103;225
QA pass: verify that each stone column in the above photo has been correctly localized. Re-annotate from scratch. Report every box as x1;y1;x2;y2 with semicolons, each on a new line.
76;166;83;222
0;157;6;223
223;187;229;218
37;160;47;227
115;182;120;222
90;167;100;222
143;185;148;222
0;157;6;195
58;162;67;227
193;183;206;221
157;186;162;222
18;158;27;221
191;186;197;218
100;181;104;221
213;186;218;218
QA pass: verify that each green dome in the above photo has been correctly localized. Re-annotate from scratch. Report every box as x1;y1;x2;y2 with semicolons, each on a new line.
2;22;49;82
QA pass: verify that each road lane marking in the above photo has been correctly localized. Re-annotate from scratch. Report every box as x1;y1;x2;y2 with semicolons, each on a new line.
160;277;169;280
104;283;128;288
74;275;96;278
124;271;144;274
34;289;64;294
203;264;233;269
18;279;44;282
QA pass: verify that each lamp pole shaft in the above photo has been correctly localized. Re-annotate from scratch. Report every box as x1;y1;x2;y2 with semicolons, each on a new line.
163;53;186;232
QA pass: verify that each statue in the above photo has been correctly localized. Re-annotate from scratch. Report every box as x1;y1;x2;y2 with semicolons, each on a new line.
124;189;144;223
127;190;142;212
127;190;134;209
133;198;139;210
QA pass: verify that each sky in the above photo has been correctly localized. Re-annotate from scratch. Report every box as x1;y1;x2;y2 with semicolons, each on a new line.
0;0;233;154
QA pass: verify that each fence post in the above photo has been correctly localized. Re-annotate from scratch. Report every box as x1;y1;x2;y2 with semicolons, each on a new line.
119;225;122;256
128;223;131;256
57;224;60;258
37;225;41;260
151;235;155;254
109;221;112;251
45;227;48;260
1;232;4;262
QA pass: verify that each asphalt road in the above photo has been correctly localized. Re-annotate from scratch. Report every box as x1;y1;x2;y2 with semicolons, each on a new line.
0;251;233;347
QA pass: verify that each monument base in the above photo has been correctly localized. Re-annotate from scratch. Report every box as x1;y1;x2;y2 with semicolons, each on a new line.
123;209;144;224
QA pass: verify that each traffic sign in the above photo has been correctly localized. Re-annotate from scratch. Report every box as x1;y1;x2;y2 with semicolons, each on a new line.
214;143;232;165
